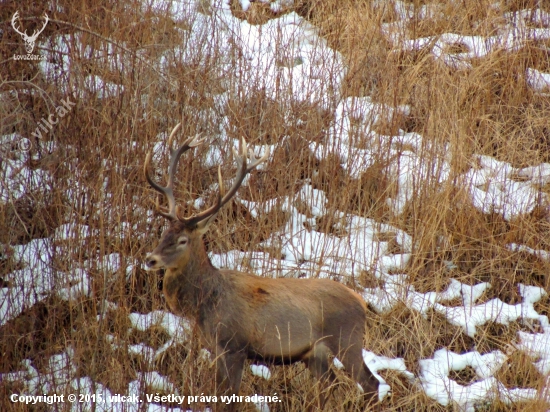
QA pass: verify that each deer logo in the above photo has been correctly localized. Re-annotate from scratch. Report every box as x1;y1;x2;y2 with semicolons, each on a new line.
11;11;49;54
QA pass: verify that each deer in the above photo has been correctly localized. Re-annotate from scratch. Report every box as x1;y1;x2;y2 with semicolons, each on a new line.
144;124;380;410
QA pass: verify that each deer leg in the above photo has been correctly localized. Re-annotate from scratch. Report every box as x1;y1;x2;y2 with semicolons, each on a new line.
304;342;336;410
338;343;379;408
213;347;246;412
215;347;246;395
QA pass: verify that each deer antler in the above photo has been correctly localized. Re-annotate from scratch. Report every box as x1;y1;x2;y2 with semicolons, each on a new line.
11;12;49;40
144;125;269;226
11;11;26;37
182;137;269;227
144;123;205;220
31;13;49;40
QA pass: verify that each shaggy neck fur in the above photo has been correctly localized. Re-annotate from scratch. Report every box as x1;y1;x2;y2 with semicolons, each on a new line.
163;237;227;321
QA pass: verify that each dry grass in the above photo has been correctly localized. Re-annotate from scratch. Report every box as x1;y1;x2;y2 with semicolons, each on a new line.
1;0;549;410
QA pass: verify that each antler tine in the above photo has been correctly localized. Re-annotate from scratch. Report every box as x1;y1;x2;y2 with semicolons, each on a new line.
144;151;178;221
35;13;49;36
11;11;25;36
245;137;270;172
144;124;205;221
167;123;182;152
182;137;268;227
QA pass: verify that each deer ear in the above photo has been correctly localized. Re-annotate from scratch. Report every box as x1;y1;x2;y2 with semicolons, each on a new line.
195;212;218;235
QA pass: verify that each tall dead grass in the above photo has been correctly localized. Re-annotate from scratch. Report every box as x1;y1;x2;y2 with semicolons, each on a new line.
1;0;549;410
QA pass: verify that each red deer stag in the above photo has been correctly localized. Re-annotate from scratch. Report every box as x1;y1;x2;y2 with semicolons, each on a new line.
144;124;380;410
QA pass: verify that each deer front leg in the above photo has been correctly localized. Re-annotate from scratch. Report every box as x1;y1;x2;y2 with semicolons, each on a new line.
215;345;246;397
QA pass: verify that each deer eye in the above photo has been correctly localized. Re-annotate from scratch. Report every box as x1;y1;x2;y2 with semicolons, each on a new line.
178;237;188;245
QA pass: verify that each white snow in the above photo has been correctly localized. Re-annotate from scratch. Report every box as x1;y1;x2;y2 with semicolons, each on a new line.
250;364;272;380
463;155;547;221
419;348;509;411
526;68;550;92
2;0;550;410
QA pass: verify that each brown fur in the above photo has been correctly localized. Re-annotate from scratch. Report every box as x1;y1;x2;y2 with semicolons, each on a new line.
146;223;380;410
144;130;379;410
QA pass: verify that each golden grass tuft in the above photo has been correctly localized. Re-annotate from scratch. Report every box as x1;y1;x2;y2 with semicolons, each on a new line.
1;0;549;410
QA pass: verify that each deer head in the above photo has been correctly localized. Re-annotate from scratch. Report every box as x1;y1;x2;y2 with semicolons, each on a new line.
144;124;268;270
12;11;49;54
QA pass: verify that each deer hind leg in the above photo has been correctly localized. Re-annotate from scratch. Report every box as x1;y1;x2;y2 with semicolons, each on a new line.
338;342;379;408
304;342;337;411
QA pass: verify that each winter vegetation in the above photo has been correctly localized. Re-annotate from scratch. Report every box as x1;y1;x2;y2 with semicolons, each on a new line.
1;0;550;411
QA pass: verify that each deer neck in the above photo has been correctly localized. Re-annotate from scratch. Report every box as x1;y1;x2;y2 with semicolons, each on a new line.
163;240;226;318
